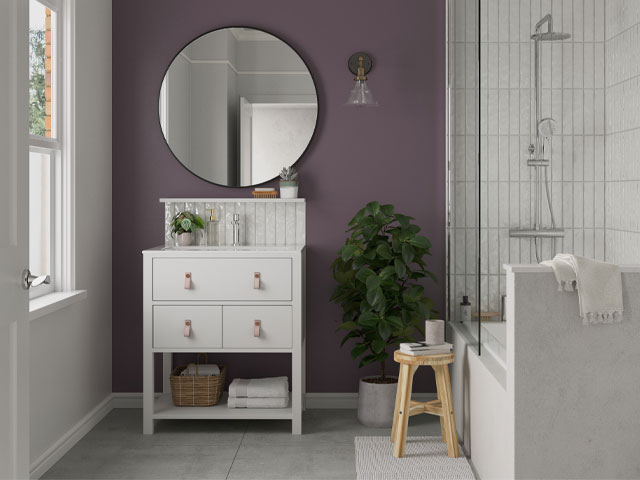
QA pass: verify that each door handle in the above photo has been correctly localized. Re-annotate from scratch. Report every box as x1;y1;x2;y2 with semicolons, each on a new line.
254;320;261;337
254;272;260;289
184;320;192;337
184;272;191;289
22;269;51;290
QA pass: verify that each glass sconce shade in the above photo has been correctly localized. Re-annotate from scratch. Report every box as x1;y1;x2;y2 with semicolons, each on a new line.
345;79;378;107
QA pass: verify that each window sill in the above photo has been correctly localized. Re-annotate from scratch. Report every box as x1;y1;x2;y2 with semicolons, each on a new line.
29;290;87;321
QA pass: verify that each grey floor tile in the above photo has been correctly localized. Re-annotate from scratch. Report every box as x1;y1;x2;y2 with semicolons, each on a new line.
241;409;442;446
42;443;124;479
83;409;247;447
41;408;448;480
44;444;239;480
227;442;356;480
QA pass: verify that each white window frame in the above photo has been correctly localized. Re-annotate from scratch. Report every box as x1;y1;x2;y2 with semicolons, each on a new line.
28;0;76;303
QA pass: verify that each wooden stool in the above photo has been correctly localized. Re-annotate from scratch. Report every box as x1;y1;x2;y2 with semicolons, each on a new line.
390;350;459;458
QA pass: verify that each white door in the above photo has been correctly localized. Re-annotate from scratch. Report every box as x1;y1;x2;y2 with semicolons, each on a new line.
0;0;30;478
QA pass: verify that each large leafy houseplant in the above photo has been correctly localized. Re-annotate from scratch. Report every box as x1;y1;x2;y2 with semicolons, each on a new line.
330;201;436;381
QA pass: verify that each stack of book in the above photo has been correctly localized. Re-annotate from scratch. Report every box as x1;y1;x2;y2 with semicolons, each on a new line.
399;341;453;356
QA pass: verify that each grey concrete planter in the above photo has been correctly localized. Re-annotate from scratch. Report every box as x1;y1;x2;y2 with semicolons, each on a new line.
357;376;399;427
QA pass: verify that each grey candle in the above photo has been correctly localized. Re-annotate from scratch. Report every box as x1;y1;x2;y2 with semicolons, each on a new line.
425;319;445;345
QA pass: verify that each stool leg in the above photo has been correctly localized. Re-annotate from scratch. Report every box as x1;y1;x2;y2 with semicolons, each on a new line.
390;364;405;444
435;369;446;443
442;363;460;457
393;364;417;458
436;364;460;458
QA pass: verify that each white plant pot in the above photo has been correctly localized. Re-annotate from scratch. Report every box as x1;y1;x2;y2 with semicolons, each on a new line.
177;232;193;246
357;376;399;427
280;185;299;199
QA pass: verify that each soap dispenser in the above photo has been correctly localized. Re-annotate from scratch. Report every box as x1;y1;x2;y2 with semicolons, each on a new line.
460;295;472;323
206;208;219;246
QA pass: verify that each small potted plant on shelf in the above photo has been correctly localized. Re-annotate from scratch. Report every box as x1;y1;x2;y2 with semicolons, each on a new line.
170;211;205;246
279;166;299;199
330;201;436;427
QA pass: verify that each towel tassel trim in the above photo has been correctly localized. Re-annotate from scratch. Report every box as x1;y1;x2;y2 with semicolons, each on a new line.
557;280;576;292
583;311;624;325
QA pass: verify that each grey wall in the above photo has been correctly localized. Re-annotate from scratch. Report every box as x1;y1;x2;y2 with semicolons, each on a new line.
113;0;446;394
30;0;112;466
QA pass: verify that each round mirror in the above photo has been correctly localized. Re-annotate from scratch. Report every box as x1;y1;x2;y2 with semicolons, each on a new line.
159;27;318;187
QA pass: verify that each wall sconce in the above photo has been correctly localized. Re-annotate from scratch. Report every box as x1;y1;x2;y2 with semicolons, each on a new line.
344;52;379;107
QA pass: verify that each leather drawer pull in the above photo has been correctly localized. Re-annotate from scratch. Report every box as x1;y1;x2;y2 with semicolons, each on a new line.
254;272;260;289
254;320;261;337
184;272;191;289
184;320;192;337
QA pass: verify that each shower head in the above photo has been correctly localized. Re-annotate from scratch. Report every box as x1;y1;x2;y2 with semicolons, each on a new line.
538;118;557;139
531;31;571;41
532;14;571;41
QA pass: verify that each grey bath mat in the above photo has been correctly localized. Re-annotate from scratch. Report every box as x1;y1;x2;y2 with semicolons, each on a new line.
355;436;475;480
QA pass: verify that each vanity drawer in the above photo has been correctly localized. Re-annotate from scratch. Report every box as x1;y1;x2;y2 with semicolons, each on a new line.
153;306;222;349
152;258;292;301
223;306;292;349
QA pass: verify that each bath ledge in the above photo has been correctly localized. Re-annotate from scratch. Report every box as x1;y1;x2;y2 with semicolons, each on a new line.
503;264;640;273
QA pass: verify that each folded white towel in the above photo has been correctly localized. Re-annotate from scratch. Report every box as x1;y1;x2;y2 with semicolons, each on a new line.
180;364;220;376
541;254;623;325
228;376;289;398
227;396;289;409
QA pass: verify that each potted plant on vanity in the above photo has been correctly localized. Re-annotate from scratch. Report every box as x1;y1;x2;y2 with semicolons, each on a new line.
330;201;436;427
279;166;299;198
170;211;205;246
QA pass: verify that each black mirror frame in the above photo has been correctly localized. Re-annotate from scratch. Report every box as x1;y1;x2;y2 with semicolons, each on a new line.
157;25;320;188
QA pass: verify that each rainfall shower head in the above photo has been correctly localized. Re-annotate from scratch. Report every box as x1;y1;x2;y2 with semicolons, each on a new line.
531;31;571;41
532;14;571;41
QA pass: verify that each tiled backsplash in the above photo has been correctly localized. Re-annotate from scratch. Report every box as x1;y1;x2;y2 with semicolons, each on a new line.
162;198;306;248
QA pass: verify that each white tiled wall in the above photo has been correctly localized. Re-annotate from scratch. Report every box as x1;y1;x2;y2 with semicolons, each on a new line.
449;0;480;328
605;0;640;263
449;0;607;317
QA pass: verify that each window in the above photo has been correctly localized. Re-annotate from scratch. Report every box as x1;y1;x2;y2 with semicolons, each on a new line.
29;0;72;299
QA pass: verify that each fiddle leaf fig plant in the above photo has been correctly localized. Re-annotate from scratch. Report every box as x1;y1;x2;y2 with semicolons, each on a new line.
330;201;436;381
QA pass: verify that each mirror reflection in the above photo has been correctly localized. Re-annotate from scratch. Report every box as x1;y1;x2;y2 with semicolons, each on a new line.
159;27;318;187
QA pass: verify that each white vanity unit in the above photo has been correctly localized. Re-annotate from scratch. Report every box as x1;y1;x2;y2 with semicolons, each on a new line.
143;198;306;434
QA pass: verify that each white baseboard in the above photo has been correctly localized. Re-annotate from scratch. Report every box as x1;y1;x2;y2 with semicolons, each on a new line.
111;391;437;409
29;394;113;479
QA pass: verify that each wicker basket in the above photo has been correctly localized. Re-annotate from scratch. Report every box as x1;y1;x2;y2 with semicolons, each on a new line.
170;354;226;407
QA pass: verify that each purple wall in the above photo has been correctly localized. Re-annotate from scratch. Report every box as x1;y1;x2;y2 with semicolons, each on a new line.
113;0;447;393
